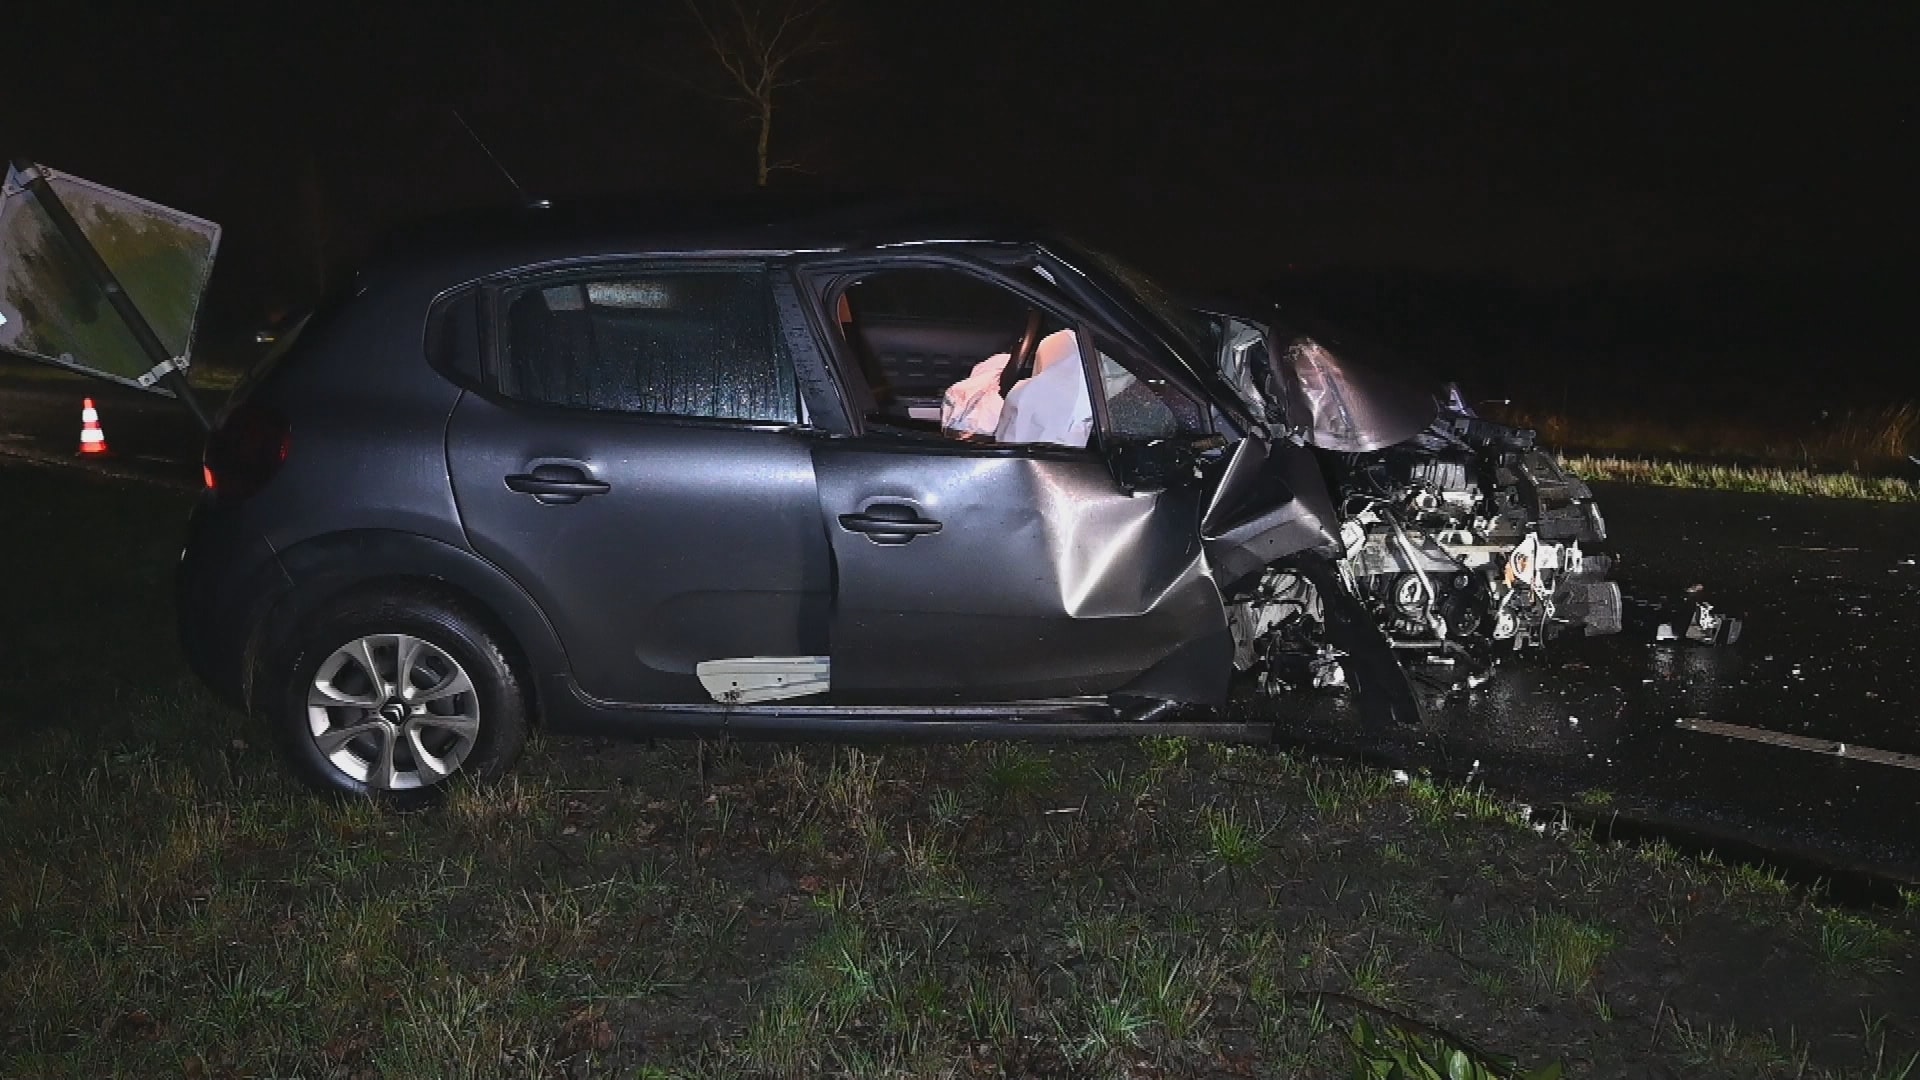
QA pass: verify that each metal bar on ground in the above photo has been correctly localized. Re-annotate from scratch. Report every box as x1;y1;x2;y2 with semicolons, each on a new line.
1675;717;1920;771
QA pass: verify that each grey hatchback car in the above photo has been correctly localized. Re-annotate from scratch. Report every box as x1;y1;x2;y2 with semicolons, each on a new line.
178;195;1422;803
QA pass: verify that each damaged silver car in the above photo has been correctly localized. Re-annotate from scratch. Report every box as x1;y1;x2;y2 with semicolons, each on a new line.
161;197;1624;799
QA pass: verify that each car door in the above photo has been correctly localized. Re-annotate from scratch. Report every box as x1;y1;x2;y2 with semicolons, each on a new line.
443;261;833;706
799;256;1233;705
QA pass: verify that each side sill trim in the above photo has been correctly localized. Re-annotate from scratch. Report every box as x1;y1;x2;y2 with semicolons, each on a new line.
538;675;1267;744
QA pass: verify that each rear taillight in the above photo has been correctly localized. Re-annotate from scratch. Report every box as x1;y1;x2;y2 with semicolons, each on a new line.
203;404;290;500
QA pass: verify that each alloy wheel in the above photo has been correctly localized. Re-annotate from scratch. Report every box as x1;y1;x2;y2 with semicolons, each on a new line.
306;633;481;790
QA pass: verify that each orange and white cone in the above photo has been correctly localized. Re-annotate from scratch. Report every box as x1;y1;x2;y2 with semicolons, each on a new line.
78;397;110;456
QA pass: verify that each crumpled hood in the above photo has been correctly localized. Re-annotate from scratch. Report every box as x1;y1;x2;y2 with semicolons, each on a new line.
1266;316;1438;453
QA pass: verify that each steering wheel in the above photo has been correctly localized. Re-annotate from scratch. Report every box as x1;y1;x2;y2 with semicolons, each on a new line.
998;309;1044;396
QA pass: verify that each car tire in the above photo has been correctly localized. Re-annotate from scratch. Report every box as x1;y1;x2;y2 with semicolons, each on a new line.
272;586;528;806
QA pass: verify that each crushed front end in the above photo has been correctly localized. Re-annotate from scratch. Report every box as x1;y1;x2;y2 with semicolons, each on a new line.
1207;309;1624;701
1322;400;1622;668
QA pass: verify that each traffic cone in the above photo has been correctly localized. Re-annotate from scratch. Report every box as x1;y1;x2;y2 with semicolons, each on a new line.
78;397;110;456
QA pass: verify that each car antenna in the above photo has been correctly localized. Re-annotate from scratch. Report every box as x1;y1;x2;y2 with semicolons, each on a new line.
447;107;549;209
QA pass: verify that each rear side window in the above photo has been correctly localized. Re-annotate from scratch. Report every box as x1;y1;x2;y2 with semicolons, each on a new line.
495;266;797;423
426;287;483;386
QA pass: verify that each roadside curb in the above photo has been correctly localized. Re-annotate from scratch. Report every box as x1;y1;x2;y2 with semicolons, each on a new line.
0;442;197;492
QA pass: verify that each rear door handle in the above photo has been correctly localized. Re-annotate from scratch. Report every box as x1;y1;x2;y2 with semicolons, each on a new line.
838;502;942;545
505;463;610;505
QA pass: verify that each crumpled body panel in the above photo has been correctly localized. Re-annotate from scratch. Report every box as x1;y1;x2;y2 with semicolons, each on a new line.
1274;331;1437;453
1200;436;1342;591
813;443;1232;705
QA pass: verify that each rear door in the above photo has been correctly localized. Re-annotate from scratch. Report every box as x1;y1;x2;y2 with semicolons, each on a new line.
443;261;833;705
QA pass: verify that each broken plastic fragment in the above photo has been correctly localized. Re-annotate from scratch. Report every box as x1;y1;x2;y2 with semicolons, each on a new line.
695;656;830;703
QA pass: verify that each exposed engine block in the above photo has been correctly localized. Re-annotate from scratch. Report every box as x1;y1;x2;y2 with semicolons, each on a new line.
1230;407;1622;695
1337;442;1620;652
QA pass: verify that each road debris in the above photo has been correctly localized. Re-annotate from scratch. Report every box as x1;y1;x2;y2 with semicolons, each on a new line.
1650;585;1743;646
1675;717;1920;771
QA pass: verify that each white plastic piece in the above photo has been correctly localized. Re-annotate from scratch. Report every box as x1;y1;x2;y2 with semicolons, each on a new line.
1506;533;1543;589
1695;602;1721;632
1655;623;1677;641
695;656;830;704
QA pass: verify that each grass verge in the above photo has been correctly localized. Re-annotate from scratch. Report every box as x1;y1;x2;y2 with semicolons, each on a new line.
1;461;1915;1077
1495;401;1919;476
1564;454;1918;502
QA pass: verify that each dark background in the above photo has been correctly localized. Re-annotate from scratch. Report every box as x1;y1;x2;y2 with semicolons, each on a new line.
6;2;1916;412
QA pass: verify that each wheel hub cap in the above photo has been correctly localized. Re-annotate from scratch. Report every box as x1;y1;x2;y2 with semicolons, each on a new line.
306;633;481;791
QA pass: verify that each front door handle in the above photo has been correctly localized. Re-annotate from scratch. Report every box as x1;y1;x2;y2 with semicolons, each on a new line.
505;463;611;505
838;502;942;545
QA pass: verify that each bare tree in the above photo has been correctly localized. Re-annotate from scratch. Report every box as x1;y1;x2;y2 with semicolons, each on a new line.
683;0;838;186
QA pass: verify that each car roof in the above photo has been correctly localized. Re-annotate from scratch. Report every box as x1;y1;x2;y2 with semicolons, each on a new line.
367;192;1051;285
350;191;1257;428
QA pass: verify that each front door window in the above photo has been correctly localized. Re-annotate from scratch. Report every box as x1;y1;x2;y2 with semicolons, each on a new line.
1089;339;1210;443
829;265;1095;448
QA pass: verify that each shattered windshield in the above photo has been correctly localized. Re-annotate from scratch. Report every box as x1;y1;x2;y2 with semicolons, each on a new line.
1054;238;1218;361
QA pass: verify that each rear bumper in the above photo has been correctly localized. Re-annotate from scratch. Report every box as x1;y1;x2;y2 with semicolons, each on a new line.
176;495;292;712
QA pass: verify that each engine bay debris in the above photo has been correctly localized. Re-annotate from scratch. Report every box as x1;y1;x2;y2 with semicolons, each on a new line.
1229;380;1628;701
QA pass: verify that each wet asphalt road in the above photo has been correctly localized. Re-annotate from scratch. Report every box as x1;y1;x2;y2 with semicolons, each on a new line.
4;370;1917;882
1268;482;1920;886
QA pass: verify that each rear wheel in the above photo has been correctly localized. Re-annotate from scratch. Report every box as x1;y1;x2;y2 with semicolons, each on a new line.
274;589;528;805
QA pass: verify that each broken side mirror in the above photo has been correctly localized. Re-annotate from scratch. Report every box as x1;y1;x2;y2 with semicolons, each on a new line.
1108;434;1225;493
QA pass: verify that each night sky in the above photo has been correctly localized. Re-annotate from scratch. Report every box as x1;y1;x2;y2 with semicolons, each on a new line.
6;2;1915;390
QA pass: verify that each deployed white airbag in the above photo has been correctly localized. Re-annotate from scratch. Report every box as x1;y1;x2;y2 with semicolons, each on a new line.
994;330;1093;448
939;352;1010;436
